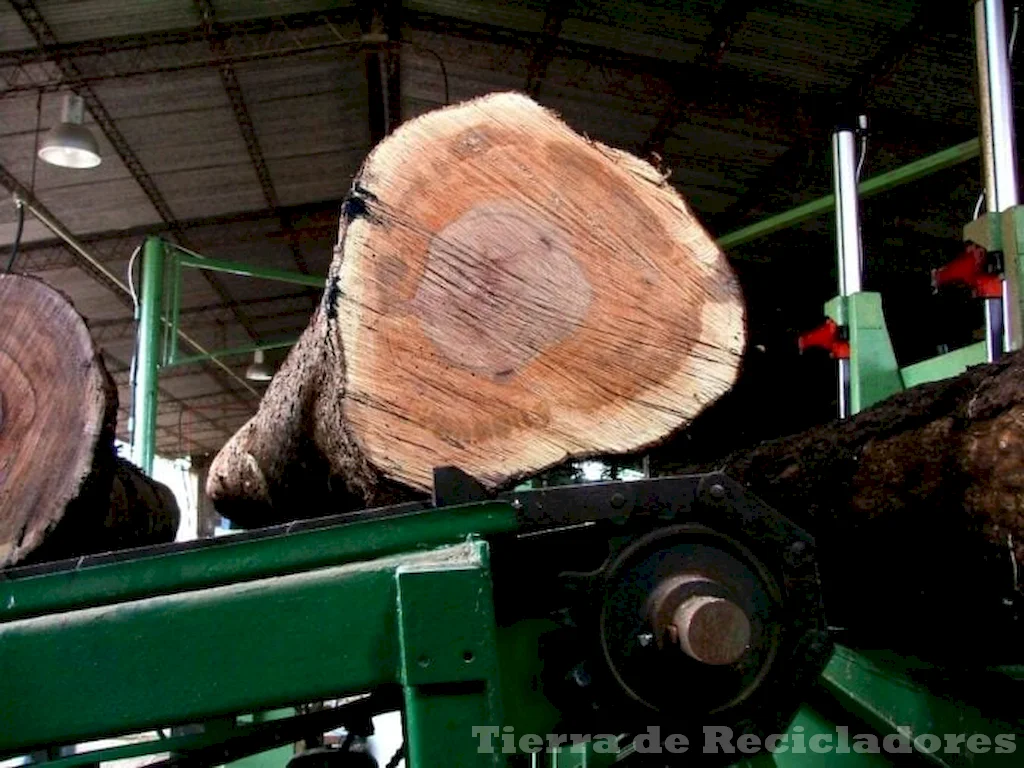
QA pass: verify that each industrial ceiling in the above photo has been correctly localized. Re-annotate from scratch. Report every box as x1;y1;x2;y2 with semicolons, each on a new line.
0;0;1008;459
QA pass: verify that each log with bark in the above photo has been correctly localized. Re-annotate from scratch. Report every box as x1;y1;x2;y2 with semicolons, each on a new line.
652;352;1024;661
0;273;179;567
207;92;746;526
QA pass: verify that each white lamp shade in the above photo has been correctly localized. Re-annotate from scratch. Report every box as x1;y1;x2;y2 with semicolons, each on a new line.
245;349;274;382
38;94;102;169
39;123;102;169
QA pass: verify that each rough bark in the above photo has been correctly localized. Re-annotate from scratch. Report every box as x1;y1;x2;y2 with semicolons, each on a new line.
652;352;1024;660
0;274;178;567
208;92;745;526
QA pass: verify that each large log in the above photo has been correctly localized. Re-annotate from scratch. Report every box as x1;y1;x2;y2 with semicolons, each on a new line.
653;352;1024;661
0;274;179;567
208;93;745;525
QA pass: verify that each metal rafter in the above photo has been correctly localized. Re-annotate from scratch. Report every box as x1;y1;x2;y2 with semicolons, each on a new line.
714;6;963;235
9;199;342;275
524;0;566;97
360;0;388;145
386;0;402;134
641;0;756;158
0;8;364;98
193;0;311;278
8;0;261;343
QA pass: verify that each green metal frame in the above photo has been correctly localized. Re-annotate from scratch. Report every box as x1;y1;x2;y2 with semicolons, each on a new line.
0;538;504;768
1;504;1018;768
129;236;325;474
822;206;1024;417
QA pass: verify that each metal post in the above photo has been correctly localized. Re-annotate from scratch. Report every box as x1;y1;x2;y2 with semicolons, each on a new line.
832;125;863;419
717;139;980;250
975;0;1022;351
131;236;164;475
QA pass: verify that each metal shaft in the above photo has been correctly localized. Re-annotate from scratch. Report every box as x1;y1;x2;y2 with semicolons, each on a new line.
832;127;863;419
975;0;1022;351
131;236;164;475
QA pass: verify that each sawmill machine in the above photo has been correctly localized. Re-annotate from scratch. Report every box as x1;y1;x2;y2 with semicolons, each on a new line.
2;2;1024;767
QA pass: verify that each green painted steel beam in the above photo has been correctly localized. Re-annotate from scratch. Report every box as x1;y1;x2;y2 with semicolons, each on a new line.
130;236;165;475
825;292;904;414
398;556;504;768
719;139;981;250
172;246;325;288
900;341;987;389
821;646;1021;766
0;502;516;622
0;559;396;754
0;542;493;758
166;338;298;368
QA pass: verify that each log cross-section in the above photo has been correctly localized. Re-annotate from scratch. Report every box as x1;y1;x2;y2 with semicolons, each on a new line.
208;93;745;525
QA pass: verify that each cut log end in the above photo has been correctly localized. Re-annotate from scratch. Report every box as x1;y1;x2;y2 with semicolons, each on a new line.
0;274;116;566
340;93;744;491
206;92;746;525
0;274;180;567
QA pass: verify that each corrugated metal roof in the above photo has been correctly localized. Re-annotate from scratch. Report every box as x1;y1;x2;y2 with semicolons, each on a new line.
35;0;198;42
0;7;36;52
561;0;726;64
406;0;547;34
725;0;921;93
212;0;354;24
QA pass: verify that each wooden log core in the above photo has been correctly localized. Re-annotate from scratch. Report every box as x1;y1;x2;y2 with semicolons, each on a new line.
411;201;590;378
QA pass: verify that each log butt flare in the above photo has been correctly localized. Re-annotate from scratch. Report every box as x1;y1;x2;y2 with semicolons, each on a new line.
0;274;180;567
207;93;744;525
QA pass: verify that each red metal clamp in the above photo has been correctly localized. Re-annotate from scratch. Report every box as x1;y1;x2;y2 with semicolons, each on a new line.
798;318;850;359
932;242;1003;299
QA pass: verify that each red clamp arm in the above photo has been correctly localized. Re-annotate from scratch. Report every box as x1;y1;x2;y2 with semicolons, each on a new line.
798;318;850;359
932;243;1003;299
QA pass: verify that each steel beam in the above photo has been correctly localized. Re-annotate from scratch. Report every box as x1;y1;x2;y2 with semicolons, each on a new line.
385;0;403;134
641;0;755;158
0;541;493;756
524;1;567;97
11;198;343;274
975;0;1023;351
359;0;389;145
0;8;363;97
131;237;164;473
88;291;313;342
193;0;312;277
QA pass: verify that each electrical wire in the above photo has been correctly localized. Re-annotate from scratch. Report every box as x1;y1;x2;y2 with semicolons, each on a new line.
856;114;868;183
4;199;24;274
384;744;405;768
126;244;142;318
856;133;867;182
402;41;450;105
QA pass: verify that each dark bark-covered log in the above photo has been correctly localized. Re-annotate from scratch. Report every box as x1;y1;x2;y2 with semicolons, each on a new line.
208;92;745;526
653;352;1024;661
0;274;178;566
